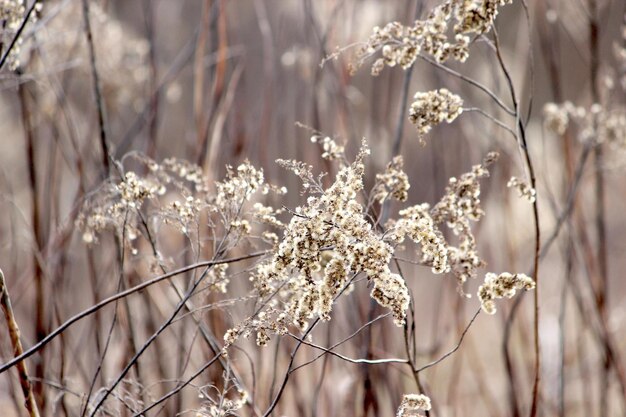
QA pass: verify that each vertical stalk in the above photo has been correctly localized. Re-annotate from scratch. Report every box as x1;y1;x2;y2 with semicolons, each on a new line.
0;269;41;417
491;28;542;417
81;0;112;177
587;1;610;415
18;75;46;413
143;0;160;159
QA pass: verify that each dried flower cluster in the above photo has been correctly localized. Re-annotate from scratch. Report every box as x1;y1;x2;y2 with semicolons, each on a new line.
543;102;626;149
206;264;230;294
0;0;41;70
478;272;535;314
507;176;537;203
311;135;345;160
76;155;279;256
430;152;498;287
352;0;512;75
388;204;449;274
227;144;504;354
276;159;319;193
597;108;626;149
382;153;497;291
211;161;266;220
252;202;285;229
409;89;463;140
542;102;585;136
196;386;248;417
77;155;204;243
254;142;411;330
77;169;163;246
223;307;289;350
397;393;432;417
372;156;410;203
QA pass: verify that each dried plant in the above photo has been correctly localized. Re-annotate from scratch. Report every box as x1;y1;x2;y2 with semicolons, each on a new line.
352;0;512;75
1;1;625;417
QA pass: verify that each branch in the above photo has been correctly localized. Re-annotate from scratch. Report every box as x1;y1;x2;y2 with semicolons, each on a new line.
0;251;267;375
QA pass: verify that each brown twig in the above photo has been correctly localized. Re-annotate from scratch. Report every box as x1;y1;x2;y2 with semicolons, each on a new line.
0;269;41;417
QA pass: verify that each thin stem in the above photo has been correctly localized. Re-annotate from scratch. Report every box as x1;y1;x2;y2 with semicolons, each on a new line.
0;251;267;375
414;308;481;374
391;0;424;156
287;333;408;365
17;68;46;412
289;313;394;372
463;107;517;138
88;265;216;416
0;269;41;417
492;27;542;417
81;0;113;178
418;55;516;116
587;1;610;414
262;275;359;417
132;354;222;416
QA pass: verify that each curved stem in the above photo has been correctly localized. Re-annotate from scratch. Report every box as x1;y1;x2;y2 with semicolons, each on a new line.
492;28;542;417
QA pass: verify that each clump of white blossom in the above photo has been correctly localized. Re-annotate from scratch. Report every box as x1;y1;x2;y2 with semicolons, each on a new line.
540;101;580;140
260;141;411;329
76;155;282;257
543;102;626;149
372;156;410;203
382;153;497;292
311;135;345;161
543;102;577;135
275;158;319;193
206;264;230;294
388;204;449;274
222;141;515;354
252;202;285;229
77;169;163;246
196;385;248;417
351;0;513;75
212;162;264;213
223;307;289;351
431;152;498;288
397;394;432;417
507;176;537;203
409;89;463;141
597;107;626;149
478;272;535;314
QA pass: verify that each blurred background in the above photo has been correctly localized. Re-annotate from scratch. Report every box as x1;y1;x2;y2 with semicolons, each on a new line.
0;0;625;416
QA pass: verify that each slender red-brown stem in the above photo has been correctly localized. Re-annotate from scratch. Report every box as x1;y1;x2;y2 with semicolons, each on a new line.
0;269;41;417
18;73;46;413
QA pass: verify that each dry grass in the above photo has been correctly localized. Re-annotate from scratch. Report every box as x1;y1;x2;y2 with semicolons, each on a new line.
0;1;625;416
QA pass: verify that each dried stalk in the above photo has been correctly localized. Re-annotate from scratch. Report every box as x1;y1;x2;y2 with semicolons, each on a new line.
0;269;41;417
